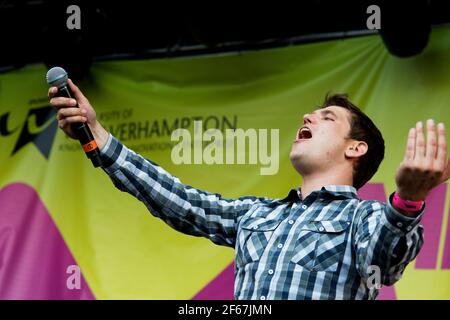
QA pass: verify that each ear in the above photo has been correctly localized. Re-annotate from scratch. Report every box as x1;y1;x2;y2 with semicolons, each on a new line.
345;141;368;159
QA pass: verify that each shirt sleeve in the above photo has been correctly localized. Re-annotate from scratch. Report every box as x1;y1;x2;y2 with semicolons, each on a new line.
353;194;424;286
98;133;264;247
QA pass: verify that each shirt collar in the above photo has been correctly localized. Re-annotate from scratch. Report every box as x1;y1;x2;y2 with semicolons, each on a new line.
320;185;358;199
273;184;358;205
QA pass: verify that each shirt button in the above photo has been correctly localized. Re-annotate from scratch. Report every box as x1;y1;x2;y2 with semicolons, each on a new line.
288;220;294;225
260;296;266;300
406;226;412;231
301;205;307;209
392;254;397;258
397;222;403;228
253;226;258;230
268;269;274;275
277;243;283;249
319;227;325;232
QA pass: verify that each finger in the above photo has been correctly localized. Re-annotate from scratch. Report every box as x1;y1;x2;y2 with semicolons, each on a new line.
68;79;88;104
58;119;67;129
48;87;58;98
415;121;426;160
404;127;416;161
50;97;77;109
436;122;447;171
59;115;87;126
57;107;86;120
425;119;437;160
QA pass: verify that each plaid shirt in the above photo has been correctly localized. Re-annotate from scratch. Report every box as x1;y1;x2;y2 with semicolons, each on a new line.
100;134;424;300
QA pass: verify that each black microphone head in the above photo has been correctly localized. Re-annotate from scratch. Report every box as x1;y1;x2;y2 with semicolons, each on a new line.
46;66;68;89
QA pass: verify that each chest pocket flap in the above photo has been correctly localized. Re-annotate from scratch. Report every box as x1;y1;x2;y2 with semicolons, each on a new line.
241;218;281;232
301;220;350;233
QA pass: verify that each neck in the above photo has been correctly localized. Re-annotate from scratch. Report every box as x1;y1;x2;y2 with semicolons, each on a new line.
299;167;353;199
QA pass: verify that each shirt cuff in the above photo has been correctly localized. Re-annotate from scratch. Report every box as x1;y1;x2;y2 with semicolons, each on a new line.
99;133;126;173
385;192;425;233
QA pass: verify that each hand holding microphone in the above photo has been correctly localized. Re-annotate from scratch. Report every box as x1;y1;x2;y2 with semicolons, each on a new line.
47;67;109;167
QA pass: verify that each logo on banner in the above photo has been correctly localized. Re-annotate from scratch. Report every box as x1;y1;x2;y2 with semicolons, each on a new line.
0;103;58;159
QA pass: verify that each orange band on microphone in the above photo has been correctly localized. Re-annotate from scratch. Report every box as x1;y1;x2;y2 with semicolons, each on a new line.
82;140;98;152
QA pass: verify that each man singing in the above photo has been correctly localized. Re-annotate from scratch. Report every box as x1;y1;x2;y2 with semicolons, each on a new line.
49;80;450;299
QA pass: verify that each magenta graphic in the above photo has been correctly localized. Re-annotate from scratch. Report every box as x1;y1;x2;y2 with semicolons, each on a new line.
415;183;447;269
443;206;450;269
192;263;234;300
0;183;94;299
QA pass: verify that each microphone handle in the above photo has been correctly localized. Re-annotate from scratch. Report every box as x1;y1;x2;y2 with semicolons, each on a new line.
57;85;103;168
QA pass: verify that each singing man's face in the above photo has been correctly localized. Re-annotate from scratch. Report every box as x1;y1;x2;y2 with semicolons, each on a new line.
289;105;353;175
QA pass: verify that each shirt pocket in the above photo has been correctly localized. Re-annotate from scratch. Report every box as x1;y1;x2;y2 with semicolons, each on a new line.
291;220;350;272
236;218;281;267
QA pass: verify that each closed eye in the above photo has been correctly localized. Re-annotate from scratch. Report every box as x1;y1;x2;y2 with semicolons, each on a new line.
324;117;335;121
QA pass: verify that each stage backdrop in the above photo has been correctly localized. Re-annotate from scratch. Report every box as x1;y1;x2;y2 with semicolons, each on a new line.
1;26;450;300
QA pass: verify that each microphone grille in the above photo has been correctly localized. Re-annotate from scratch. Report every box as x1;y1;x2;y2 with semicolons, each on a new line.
46;67;68;88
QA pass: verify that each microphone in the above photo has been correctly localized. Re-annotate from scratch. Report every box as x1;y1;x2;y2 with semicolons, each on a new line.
46;67;103;168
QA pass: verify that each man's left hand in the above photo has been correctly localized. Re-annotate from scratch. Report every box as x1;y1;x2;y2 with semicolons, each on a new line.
395;119;450;201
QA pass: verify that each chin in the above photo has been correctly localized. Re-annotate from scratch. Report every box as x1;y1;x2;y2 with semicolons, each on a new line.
290;159;304;175
290;148;305;161
289;151;299;163
289;153;302;168
290;152;317;175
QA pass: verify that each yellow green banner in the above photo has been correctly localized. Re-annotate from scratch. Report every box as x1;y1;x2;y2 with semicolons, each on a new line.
1;26;450;299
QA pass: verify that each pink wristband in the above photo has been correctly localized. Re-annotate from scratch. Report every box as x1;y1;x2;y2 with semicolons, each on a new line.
393;192;424;212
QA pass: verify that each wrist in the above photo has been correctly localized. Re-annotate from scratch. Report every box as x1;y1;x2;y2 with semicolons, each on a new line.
396;188;426;202
393;191;424;214
91;120;109;150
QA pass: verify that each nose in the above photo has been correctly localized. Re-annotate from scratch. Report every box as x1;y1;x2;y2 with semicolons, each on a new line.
303;113;314;125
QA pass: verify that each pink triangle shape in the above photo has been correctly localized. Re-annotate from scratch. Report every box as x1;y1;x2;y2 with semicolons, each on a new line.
0;183;95;299
192;263;234;300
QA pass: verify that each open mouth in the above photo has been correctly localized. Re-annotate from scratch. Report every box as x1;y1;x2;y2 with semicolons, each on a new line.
297;127;313;140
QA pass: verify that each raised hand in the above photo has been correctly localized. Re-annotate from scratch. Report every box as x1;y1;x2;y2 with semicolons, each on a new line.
395;119;450;202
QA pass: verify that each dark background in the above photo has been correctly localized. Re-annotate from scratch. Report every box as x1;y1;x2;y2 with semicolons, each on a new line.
0;0;447;80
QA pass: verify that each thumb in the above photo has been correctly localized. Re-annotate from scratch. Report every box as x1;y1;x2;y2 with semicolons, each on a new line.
67;78;88;104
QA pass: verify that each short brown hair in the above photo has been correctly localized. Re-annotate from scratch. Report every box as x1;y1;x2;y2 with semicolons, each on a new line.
319;93;385;190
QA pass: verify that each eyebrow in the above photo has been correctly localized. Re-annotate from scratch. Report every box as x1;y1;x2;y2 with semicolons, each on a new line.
315;109;339;119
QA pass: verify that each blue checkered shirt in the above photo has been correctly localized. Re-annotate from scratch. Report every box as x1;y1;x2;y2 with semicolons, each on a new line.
100;134;424;300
